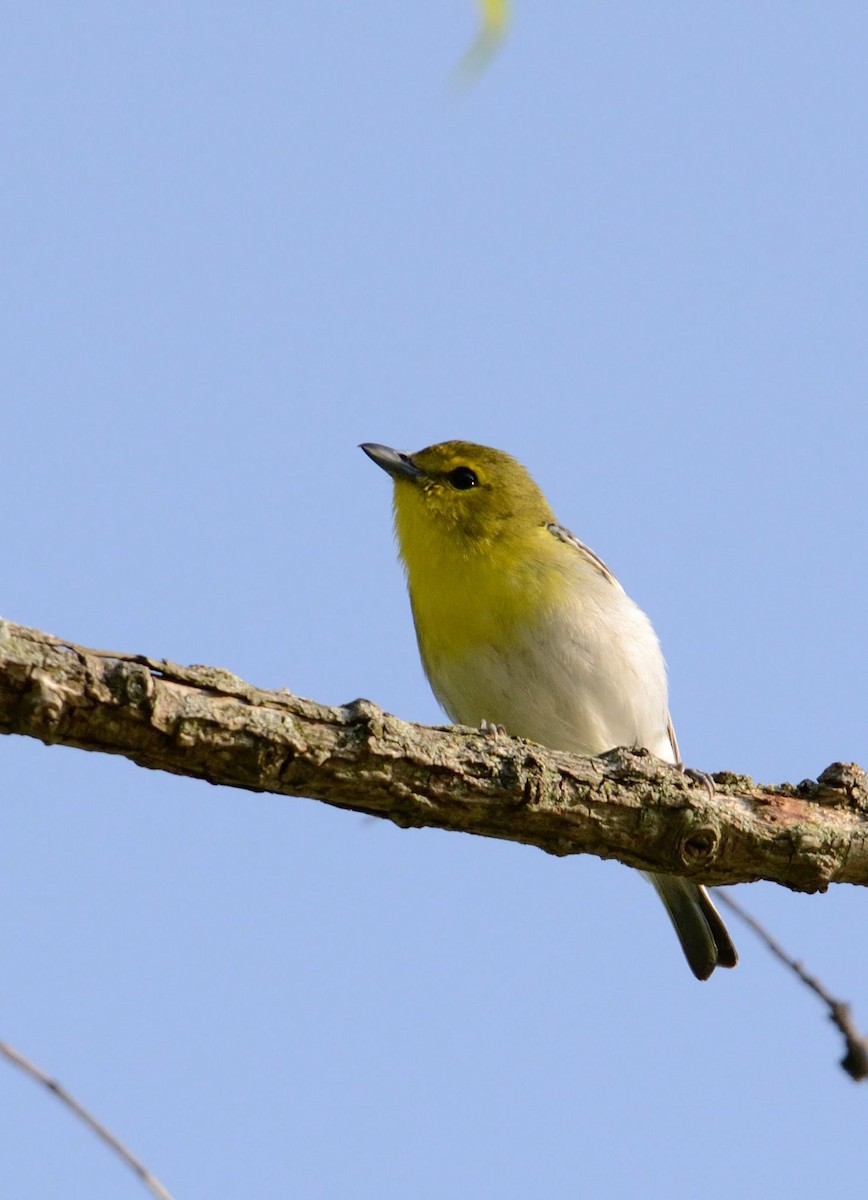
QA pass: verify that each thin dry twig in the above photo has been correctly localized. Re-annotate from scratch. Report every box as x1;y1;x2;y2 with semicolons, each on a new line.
717;891;868;1081
0;1039;176;1199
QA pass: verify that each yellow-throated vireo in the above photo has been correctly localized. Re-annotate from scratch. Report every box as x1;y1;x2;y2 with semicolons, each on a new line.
362;439;737;981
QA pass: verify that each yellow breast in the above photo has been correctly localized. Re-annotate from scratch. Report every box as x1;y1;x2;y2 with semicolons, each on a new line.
400;517;573;670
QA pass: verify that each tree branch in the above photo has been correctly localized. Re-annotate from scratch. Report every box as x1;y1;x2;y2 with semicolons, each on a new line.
0;1039;177;1199
1;619;867;890
716;892;868;1081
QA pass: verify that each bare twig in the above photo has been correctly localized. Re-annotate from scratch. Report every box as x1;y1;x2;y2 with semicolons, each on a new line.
0;1039;176;1198
716;891;868;1081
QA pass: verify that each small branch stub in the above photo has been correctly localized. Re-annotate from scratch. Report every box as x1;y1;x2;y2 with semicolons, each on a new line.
677;824;721;871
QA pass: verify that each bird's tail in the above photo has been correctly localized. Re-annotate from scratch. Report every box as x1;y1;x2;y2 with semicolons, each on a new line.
647;873;738;981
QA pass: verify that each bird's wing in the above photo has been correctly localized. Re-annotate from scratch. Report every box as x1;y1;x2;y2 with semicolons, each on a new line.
546;522;621;589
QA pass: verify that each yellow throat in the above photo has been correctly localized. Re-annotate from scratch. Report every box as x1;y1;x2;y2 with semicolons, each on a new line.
361;440;572;669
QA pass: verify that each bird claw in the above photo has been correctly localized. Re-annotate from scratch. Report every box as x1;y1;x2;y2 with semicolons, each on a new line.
679;764;716;799
480;719;508;738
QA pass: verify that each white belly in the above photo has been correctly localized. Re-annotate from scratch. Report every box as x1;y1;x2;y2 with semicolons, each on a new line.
423;580;675;763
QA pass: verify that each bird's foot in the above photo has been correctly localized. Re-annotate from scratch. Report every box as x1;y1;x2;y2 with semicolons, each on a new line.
679;764;716;800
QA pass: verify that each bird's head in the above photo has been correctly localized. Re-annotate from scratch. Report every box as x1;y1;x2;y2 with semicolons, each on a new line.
360;440;554;564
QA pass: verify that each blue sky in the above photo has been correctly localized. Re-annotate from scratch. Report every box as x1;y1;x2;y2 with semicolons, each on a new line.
3;4;867;1197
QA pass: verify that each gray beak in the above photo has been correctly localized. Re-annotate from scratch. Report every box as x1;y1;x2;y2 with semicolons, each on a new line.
360;443;425;481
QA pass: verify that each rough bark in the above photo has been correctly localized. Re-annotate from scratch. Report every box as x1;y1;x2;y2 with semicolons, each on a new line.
1;619;866;890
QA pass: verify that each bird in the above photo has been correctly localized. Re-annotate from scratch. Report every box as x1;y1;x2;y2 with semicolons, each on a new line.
361;438;737;981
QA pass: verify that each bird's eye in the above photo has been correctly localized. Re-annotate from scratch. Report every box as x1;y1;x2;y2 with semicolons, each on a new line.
447;466;478;490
